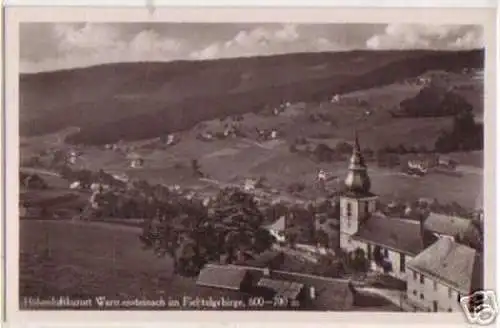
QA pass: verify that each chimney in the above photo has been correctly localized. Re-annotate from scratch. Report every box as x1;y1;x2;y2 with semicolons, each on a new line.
419;211;432;247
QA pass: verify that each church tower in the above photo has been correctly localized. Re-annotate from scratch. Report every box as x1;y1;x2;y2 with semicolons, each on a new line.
339;131;378;252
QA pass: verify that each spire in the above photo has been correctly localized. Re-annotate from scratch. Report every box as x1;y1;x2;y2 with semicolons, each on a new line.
344;130;371;195
349;129;366;170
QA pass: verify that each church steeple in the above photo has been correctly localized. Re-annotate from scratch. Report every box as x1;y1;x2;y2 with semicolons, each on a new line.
344;130;371;195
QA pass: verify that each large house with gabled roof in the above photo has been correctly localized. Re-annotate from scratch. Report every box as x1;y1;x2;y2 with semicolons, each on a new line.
406;237;483;312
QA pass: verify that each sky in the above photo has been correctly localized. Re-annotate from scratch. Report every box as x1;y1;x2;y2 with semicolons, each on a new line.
20;23;484;73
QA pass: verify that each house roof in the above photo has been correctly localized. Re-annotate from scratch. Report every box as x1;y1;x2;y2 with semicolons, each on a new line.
127;152;142;160
407;237;482;294
424;213;471;238
257;277;304;300
264;215;286;232
352;214;425;256
196;264;249;291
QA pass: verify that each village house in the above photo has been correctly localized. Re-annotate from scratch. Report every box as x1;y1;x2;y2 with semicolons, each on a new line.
244;178;258;192
435;156;458;169
263;215;286;244
196;264;254;291
69;181;81;190
423;212;471;241
165;134;176;146
127;152;144;168
67;150;78;165
406;159;429;176
406;237;482;312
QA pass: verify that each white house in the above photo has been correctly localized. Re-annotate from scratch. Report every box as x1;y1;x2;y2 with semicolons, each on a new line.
406;237;482;312
67;151;78;165
112;174;129;183
331;94;341;103
408;159;428;172
166;134;176;146
244;178;258;192
70;181;81;190
264;215;286;243
90;183;110;192
317;170;327;182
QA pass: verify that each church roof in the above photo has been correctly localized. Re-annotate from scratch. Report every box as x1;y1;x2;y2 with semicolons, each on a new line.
340;189;377;199
343;131;371;196
407;237;482;294
352;214;425;256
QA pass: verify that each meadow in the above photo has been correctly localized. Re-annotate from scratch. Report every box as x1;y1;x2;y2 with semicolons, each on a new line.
20;220;209;301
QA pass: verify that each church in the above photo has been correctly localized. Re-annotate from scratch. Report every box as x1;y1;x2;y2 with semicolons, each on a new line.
338;133;483;309
339;132;427;280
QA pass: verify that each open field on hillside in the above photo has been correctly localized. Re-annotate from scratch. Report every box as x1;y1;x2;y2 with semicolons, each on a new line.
20;220;206;301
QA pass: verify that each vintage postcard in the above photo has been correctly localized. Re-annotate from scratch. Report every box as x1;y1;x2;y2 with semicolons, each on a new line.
2;5;497;326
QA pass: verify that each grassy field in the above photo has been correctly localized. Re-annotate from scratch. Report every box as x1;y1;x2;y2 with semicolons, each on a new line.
20;220;205;301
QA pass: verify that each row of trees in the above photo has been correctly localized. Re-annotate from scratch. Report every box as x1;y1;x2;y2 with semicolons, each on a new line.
434;109;483;153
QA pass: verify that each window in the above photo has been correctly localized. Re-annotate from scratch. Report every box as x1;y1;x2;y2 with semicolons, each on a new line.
420;274;425;284
433;281;438;291
400;253;406;273
364;201;370;215
413;290;417;296
346;202;352;217
420;293;424;300
448;308;452;312
448;287;452;298
346;203;352;228
383;248;389;258
413;271;417;280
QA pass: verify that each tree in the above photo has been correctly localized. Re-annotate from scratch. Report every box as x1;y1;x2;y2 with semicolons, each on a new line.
335;141;353;155
434;109;483;153
191;159;203;177
314;143;335;162
139;188;275;277
345;248;369;273
315;229;330;247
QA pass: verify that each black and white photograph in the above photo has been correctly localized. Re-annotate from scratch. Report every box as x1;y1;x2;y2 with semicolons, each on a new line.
9;8;495;319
